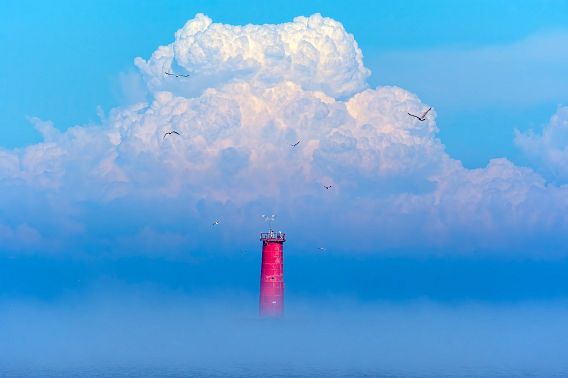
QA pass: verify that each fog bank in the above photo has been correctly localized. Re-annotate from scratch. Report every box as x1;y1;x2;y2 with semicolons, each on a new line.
1;288;567;376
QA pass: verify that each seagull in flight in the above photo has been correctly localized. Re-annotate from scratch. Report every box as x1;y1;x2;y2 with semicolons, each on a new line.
211;220;220;227
323;184;333;190
291;140;301;148
164;71;190;78
163;130;181;139
261;214;276;229
407;107;432;122
318;247;327;252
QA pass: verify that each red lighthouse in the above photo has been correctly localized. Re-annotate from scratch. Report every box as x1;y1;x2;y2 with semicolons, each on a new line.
259;229;286;317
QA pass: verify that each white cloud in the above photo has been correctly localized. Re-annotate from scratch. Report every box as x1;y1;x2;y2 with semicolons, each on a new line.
423;158;568;252
515;106;568;182
1;14;568;255
135;13;370;99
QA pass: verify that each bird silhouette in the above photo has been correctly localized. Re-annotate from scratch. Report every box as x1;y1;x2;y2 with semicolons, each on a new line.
407;107;432;122
163;130;181;139
164;71;190;78
323;184;333;190
211;220;220;227
291;140;301;148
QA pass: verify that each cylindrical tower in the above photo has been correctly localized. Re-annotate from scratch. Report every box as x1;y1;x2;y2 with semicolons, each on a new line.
259;229;286;317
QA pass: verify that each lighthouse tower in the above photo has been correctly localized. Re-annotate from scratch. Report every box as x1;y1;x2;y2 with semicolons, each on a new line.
259;229;286;317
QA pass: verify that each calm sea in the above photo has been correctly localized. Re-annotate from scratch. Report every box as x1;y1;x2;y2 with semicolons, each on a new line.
1;367;568;378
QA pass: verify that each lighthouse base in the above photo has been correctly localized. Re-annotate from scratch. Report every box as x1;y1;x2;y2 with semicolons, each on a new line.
259;282;284;317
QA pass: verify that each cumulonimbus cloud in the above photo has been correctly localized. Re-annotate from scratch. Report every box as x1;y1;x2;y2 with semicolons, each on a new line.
515;106;568;182
135;13;370;99
1;14;567;255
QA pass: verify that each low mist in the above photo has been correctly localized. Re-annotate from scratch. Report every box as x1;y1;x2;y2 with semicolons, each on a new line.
1;285;567;376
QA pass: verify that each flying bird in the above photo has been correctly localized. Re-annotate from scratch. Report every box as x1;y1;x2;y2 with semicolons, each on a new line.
323;184;333;190
163;130;181;139
318;247;327;252
407;107;432;122
161;62;190;78
291;140;301;148
211;220;220;227
261;214;277;229
164;71;190;78
261;214;277;222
